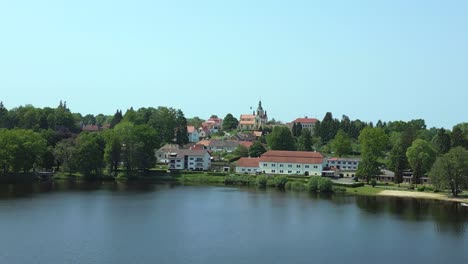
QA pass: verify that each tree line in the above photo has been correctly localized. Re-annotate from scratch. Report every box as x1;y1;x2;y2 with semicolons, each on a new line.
0;101;188;178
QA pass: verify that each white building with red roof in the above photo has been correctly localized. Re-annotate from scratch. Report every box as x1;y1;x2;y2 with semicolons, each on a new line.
235;157;261;174
187;125;199;142
259;150;325;176
290;117;318;132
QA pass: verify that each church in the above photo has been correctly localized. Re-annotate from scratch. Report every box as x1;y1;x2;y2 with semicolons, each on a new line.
239;101;268;130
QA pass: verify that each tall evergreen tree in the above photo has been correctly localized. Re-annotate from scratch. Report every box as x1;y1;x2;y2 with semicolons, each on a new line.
432;128;451;155
175;110;188;146
110;110;123;128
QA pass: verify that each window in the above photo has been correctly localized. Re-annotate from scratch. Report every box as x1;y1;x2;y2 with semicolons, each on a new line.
279;164;284;167
247;169;251;172
305;165;309;168
263;163;268;167
288;171;292;173
279;170;284;173
337;161;341;164
242;168;245;171
190;158;194;160
296;171;301;174
296;165;301;168
272;164;276;167
271;170;276;173
288;165;292;168
314;165;318;169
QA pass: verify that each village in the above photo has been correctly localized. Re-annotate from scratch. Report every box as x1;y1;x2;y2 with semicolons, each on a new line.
154;100;425;184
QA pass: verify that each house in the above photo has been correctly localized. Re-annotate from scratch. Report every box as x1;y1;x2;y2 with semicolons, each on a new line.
239;100;268;130
198;126;211;139
81;124;101;132
235;157;261;174
259;150;325;176
187;126;200;142
324;157;360;178
290;117;318;133
155;144;179;163
168;149;211;171
208;140;241;153
202;116;223;133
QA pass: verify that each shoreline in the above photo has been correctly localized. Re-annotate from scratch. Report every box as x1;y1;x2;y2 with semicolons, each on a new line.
377;190;468;203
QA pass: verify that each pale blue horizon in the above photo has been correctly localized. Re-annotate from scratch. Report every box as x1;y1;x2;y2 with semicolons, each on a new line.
0;0;467;128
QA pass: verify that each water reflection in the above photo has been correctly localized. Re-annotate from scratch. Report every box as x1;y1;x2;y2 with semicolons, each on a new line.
355;195;468;236
0;181;467;236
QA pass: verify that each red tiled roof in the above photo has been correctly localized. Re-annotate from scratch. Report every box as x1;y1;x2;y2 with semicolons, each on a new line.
260;150;324;164
82;125;100;132
187;126;196;133
253;131;263;137
239;141;253;148
237;157;260;168
240;120;255;125
292;118;318;124
197;140;212;147
240;114;255;119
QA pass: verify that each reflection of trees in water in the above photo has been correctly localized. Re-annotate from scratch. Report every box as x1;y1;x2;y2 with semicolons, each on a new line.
355;196;468;236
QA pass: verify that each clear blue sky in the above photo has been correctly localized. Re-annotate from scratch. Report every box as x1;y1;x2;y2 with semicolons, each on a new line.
1;0;467;128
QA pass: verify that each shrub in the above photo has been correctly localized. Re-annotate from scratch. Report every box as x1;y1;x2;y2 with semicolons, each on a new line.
318;177;333;193
424;186;434;192
370;179;377;188
417;186;426;192
308;176;319;192
256;175;268;188
332;186;347;193
285;181;306;191
273;176;288;189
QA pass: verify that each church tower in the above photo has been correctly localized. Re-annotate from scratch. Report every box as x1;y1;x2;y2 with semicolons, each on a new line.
254;100;268;129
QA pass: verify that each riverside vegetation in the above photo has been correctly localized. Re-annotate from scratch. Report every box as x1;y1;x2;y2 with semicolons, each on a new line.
0;101;467;198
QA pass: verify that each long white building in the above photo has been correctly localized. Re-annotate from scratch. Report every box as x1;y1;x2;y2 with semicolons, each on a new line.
259;150;325;176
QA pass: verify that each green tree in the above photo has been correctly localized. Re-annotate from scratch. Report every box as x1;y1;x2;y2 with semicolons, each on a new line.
451;126;467;149
357;127;389;183
297;128;313;151
267;126;296;151
249;141;266;157
110;110;123;128
222;113;239;131
359;127;389;157
388;138;407;184
187;116;205;129
0;129;47;173
0;102;8;128
234;145;249;158
432;128;451;155
103;129;122;175
429;147;468;197
406;139;436;184
330;129;352;157
175;110;188;146
53;139;75;174
73;133;105;178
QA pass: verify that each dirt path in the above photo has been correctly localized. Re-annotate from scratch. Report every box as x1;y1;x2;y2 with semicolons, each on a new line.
379;190;468;203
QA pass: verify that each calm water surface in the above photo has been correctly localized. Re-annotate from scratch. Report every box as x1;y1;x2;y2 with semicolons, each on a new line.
0;181;467;264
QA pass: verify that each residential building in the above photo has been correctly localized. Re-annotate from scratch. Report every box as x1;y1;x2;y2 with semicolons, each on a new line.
208;140;241;153
168;149;211;171
289;117;318;133
202;116;223;133
198;126;210;139
259;150;325;176
235;157;261;174
187;126;200;142
239;100;268;130
324;157;360;178
155;144;179;163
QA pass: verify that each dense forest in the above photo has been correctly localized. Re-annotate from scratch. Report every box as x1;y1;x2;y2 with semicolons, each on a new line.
0;101;188;178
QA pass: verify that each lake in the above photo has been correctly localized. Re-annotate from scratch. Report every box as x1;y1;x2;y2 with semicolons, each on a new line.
0;181;467;264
